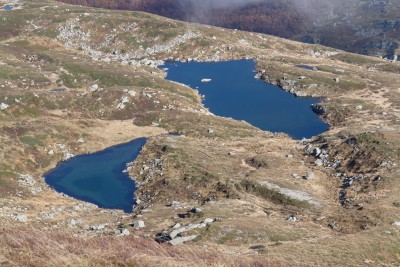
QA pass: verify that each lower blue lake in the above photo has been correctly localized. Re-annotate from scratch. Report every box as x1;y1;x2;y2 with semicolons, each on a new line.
162;60;328;139
45;138;147;213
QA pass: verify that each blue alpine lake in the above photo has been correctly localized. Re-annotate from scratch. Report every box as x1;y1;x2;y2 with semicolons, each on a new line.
163;60;328;139
45;138;147;213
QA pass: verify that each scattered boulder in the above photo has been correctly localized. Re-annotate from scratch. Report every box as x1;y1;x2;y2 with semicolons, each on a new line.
250;245;266;251
295;91;307;97
120;228;130;236
311;104;326;115
312;147;322;157
355;105;363;110
328;221;336;229
89;84;99;92
155;233;171;243
173;223;181;229
191;207;203;214
169;229;181;239
159;218;216;244
0;103;9;110
89;223;107;231
168;235;197;246
67;218;76;227
133;220;145;229
207;128;214;134
315;159;323;166
167;201;181;207
27;54;38;62
203;218;215;224
286;215;298;222
15;214;28;223
18;174;43;195
128;90;136;97
142;92;152;98
291;173;301;179
304;171;315;180
117;96;130;109
393;221;400;226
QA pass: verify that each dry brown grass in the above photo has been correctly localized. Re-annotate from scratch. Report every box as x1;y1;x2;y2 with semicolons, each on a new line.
0;227;299;267
0;2;399;267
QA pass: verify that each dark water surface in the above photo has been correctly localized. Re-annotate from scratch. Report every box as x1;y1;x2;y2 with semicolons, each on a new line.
296;65;316;71
163;60;328;139
45;138;147;213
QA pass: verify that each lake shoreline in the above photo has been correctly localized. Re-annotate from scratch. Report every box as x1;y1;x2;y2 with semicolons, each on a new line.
162;59;329;139
44;138;148;213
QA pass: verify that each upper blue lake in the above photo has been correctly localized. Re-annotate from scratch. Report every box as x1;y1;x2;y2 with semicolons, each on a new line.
162;60;328;139
45;138;147;213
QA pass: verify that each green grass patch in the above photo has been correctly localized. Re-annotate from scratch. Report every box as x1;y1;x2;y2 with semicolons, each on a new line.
241;180;310;208
20;135;44;147
217;231;237;245
196;38;211;47
377;63;400;74
50;133;70;141
332;53;382;65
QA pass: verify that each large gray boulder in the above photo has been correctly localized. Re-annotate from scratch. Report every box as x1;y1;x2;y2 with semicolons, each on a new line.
0;103;9;110
168;235;198;246
89;84;99;92
133;220;145;229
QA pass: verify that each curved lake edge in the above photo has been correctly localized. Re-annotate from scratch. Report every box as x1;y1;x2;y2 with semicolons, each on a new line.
43;135;164;213
161;59;330;140
254;65;331;139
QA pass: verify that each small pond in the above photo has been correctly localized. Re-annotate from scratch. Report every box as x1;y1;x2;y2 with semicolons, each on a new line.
162;60;328;139
296;65;316;71
45;138;147;213
3;5;13;10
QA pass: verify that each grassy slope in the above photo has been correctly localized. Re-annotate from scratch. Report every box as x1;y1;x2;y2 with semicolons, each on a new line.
0;0;399;266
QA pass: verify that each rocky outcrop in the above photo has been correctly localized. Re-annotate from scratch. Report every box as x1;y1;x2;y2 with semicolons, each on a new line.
57;18;197;68
311;104;326;115
0;103;9;110
18;174;43;195
156;218;217;245
133;220;145;229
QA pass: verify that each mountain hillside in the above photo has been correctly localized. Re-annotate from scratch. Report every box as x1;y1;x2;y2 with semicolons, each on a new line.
58;0;400;59
302;0;400;59
57;0;316;37
0;0;400;266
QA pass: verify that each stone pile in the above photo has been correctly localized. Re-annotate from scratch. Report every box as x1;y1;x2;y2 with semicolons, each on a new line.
156;217;217;246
